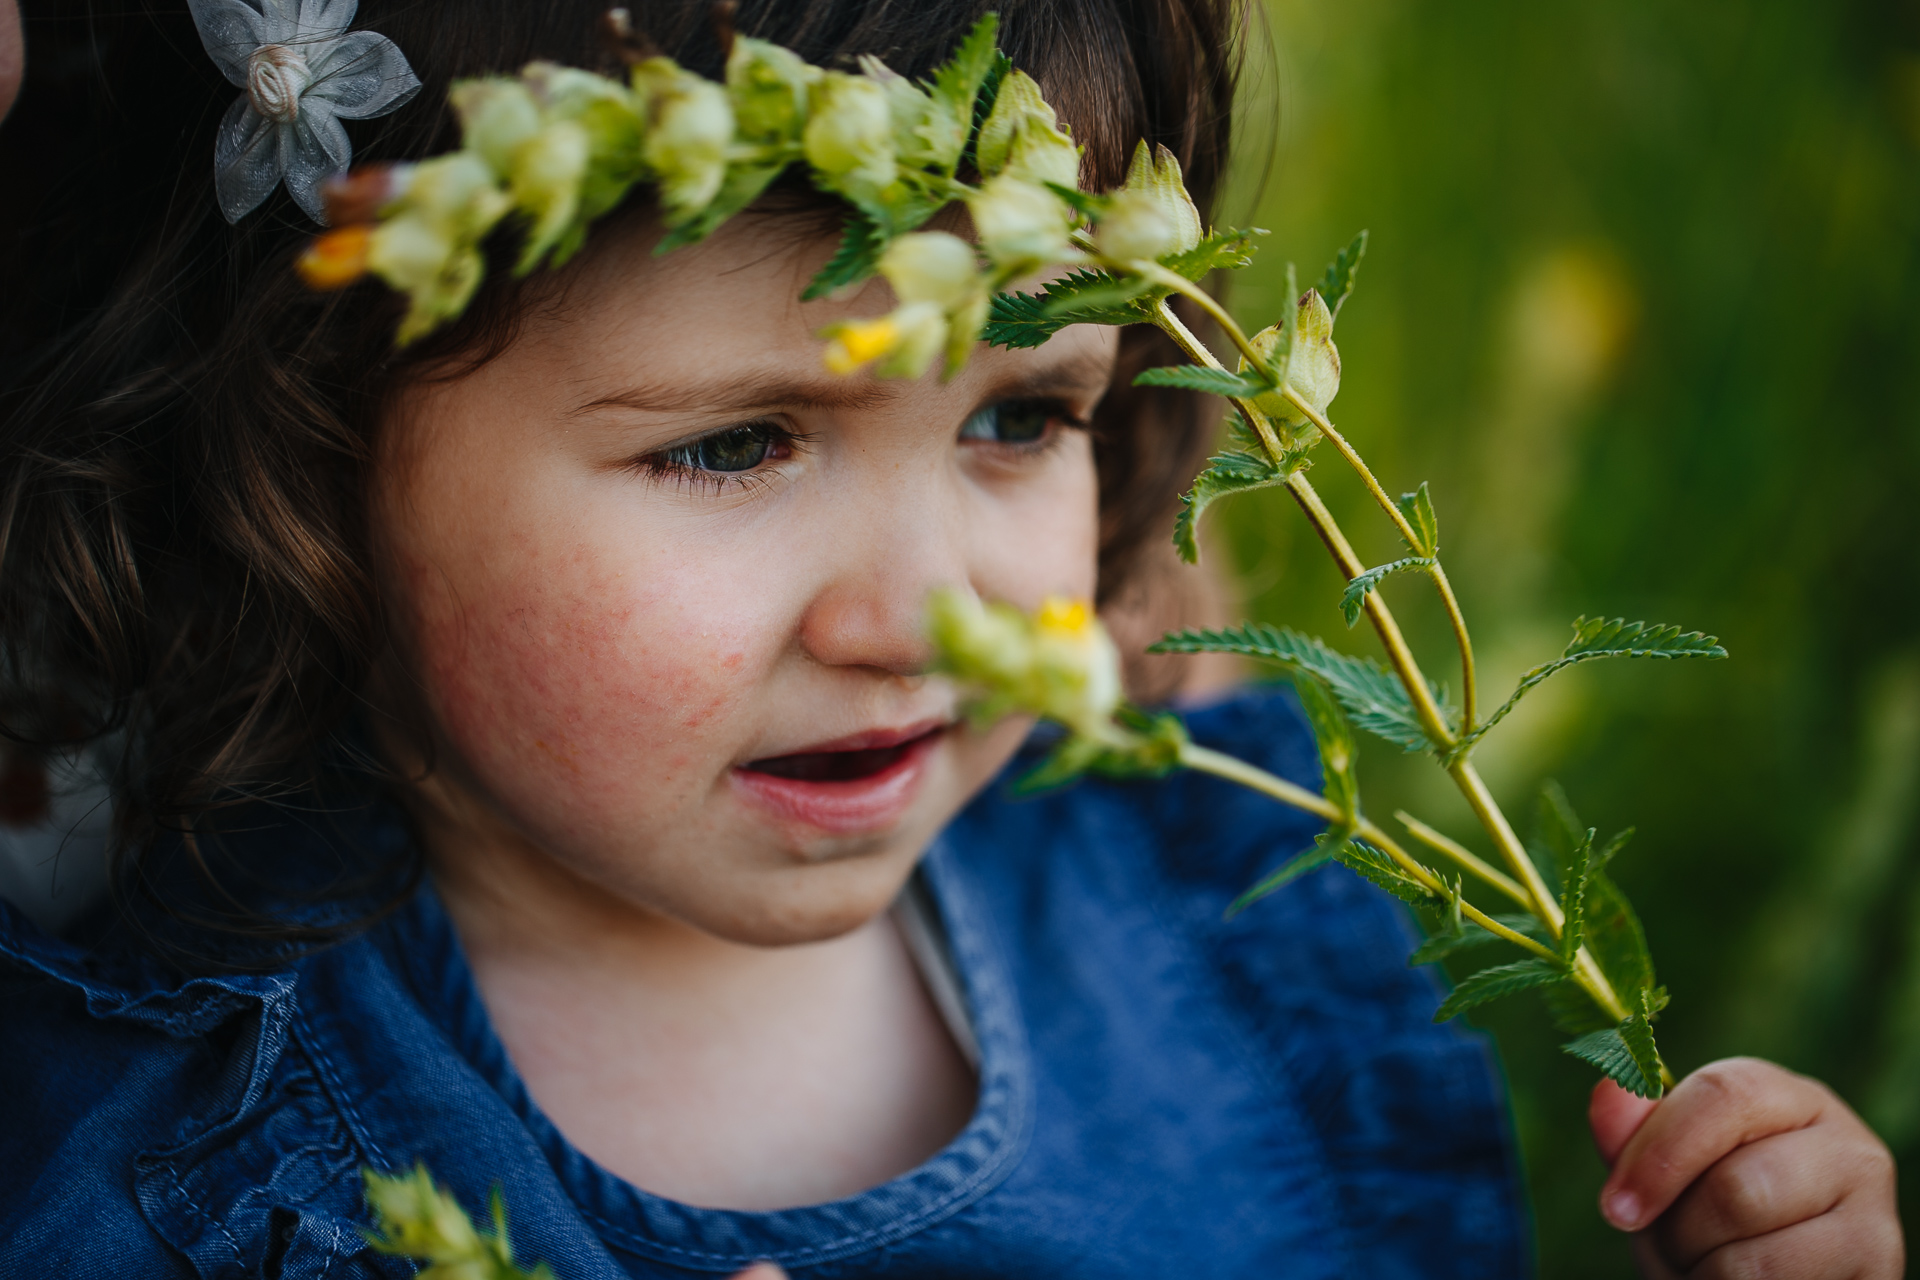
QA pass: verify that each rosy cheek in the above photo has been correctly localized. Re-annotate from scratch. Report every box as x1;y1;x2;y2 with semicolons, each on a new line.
400;543;760;837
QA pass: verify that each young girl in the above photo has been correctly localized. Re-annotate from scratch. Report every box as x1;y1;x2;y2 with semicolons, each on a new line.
0;1;1900;1276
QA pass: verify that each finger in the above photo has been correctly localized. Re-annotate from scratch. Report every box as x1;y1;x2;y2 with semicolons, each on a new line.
1683;1202;1905;1280
1647;1124;1874;1270
1600;1058;1830;1232
1629;1234;1684;1280
1591;1077;1660;1167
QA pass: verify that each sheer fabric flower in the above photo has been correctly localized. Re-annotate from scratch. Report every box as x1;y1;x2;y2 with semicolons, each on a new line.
188;0;420;223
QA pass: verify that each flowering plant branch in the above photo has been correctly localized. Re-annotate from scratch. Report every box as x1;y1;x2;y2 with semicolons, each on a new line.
301;15;1733;1252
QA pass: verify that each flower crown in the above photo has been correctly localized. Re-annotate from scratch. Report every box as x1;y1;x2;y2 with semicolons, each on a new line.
295;11;1272;379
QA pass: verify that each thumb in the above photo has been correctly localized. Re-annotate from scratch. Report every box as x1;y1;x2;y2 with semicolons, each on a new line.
1588;1078;1659;1168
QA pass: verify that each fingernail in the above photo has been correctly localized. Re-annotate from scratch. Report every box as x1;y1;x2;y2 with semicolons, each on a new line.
1603;1189;1642;1230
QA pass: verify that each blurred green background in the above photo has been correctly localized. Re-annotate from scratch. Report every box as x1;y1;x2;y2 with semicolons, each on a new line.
1217;0;1920;1272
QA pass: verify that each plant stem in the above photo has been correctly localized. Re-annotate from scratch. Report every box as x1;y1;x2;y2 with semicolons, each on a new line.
1149;297;1291;466
1394;811;1529;908
1428;564;1479;732
1283;473;1458;749
1147;285;1634;1028
1179;743;1562;965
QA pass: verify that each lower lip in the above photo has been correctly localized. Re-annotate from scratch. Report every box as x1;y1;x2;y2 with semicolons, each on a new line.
730;731;943;836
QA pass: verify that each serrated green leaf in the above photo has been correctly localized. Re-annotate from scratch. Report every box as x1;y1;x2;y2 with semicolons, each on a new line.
1160;226;1267;281
1592;826;1635;872
1043;272;1157;316
1293;673;1358;823
1339;557;1434;627
1409;912;1552;965
1011;710;1187;795
1584;866;1656;1002
929;14;999;146
1562;1027;1655;1097
1335;840;1443;907
1150;623;1453;754
1317;229;1368;320
1395;481;1439;556
1172;445;1305;564
1434;957;1567;1022
958;46;1015;175
802;208;888;300
1462;617;1729;751
1133;365;1272;398
983;270;1153;348
1561;826;1596;964
1227;837;1336;916
1563;1007;1666;1099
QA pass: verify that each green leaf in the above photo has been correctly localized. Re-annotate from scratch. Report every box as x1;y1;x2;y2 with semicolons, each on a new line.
929;14;999;145
362;1165;554;1279
1434;958;1567;1023
1011;710;1188;795
802;208;888;300
1561;826;1596;964
1395;481;1439;557
1042;271;1157;316
983;270;1153;348
1316;229;1368;320
1339;557;1434;627
1592;826;1636;872
1463;617;1729;749
1292;673;1359;822
1334;839;1444;907
1172;442;1305;564
1409;912;1551;965
1227;837;1336;916
1563;1007;1666;1099
1150;623;1453;754
1132;365;1272;398
1584;867;1656;1003
959;46;1015;175
657;160;788;253
1160;226;1268;281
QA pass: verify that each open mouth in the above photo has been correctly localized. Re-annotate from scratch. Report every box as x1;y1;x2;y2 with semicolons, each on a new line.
741;725;946;783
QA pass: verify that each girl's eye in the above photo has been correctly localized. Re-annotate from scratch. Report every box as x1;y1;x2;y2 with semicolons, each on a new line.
958;399;1071;446
669;422;781;473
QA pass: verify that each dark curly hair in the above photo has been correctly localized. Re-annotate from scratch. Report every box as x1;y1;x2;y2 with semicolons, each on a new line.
0;0;1247;946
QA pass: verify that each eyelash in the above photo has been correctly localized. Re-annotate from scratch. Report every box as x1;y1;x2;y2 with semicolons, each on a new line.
631;396;1089;494
634;420;812;494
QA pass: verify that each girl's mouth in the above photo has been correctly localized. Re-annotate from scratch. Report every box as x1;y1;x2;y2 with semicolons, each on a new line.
731;723;947;835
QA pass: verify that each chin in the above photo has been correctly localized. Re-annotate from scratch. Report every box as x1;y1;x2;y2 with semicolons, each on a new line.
701;849;923;948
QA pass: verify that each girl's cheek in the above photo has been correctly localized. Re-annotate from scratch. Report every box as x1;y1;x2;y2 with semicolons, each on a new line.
394;528;773;839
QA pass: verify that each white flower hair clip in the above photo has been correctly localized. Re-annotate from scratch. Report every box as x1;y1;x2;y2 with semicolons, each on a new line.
188;0;421;224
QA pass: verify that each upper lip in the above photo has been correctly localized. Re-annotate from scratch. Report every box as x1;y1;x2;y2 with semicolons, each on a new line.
740;716;952;767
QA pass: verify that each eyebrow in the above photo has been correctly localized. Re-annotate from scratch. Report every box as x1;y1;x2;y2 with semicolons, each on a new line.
568;347;1118;420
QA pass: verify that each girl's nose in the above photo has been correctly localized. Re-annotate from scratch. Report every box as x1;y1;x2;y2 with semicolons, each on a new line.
795;483;972;678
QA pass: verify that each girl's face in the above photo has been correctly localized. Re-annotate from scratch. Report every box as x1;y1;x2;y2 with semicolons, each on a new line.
371;213;1113;946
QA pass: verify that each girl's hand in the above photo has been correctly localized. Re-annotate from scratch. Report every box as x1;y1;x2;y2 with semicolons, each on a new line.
1590;1057;1903;1278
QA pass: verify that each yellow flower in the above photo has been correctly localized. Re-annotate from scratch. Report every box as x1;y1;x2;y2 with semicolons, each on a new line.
822;315;899;375
926;589;1122;740
821;301;948;379
295;224;373;290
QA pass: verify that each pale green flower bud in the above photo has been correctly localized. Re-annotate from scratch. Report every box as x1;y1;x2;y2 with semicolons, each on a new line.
966;175;1074;273
364;152;510;344
880;232;981;310
821;300;948;380
640;68;734;220
1094;188;1178;264
974;70;1075;182
1245;288;1343;426
510;119;590;267
400;151;512;236
804;72;897;199
1002;118;1080;191
450;78;542;180
727;36;819;144
1116;139;1202;257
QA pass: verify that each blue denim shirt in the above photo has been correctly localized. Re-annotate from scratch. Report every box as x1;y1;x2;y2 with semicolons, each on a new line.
0;688;1528;1278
